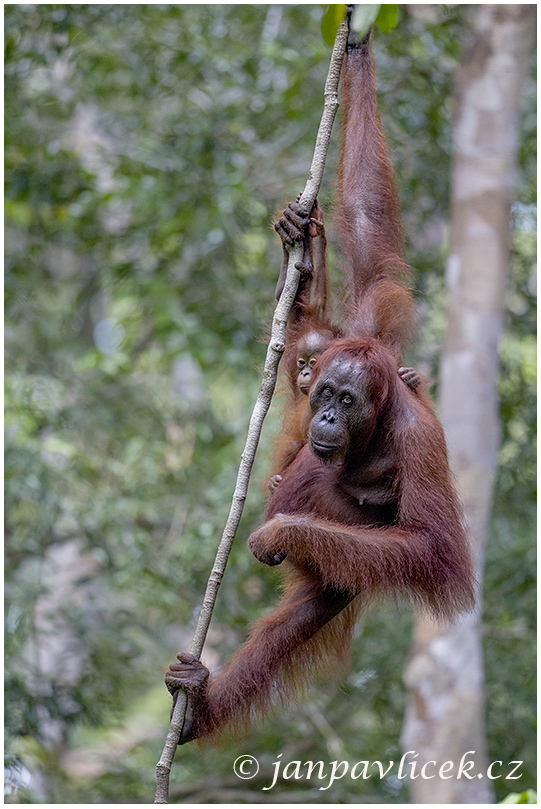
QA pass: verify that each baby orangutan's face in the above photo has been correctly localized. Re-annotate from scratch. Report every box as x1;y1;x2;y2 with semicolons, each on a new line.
296;331;333;394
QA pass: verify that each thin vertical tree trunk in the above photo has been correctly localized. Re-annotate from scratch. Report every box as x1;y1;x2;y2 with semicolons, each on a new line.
401;5;535;804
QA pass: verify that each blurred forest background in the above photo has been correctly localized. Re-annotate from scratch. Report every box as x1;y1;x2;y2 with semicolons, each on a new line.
4;4;536;804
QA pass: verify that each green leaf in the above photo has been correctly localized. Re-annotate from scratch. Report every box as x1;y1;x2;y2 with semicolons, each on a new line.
499;792;537;805
321;4;348;47
350;5;380;40
375;4;399;33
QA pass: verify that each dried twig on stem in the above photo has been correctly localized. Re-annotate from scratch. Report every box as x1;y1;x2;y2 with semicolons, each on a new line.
155;19;348;804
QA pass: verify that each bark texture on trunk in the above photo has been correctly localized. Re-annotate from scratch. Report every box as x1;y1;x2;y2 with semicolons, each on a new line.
401;5;535;804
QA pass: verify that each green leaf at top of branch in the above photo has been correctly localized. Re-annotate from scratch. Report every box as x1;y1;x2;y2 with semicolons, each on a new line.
374;4;399;33
321;4;348;46
350;5;380;39
350;4;399;39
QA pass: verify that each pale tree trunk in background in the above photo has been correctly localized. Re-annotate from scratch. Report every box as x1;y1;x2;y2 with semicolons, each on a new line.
401;5;535;804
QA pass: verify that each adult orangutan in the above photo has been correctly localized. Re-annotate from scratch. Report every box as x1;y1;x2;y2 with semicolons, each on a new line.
165;23;474;744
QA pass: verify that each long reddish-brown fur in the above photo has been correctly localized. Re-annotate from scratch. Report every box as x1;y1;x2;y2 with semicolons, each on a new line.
166;26;475;745
335;34;415;352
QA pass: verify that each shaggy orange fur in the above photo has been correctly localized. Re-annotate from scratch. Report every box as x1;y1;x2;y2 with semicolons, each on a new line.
165;29;474;745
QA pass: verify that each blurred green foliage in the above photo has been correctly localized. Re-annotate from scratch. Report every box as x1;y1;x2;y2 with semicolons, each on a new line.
5;4;535;804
